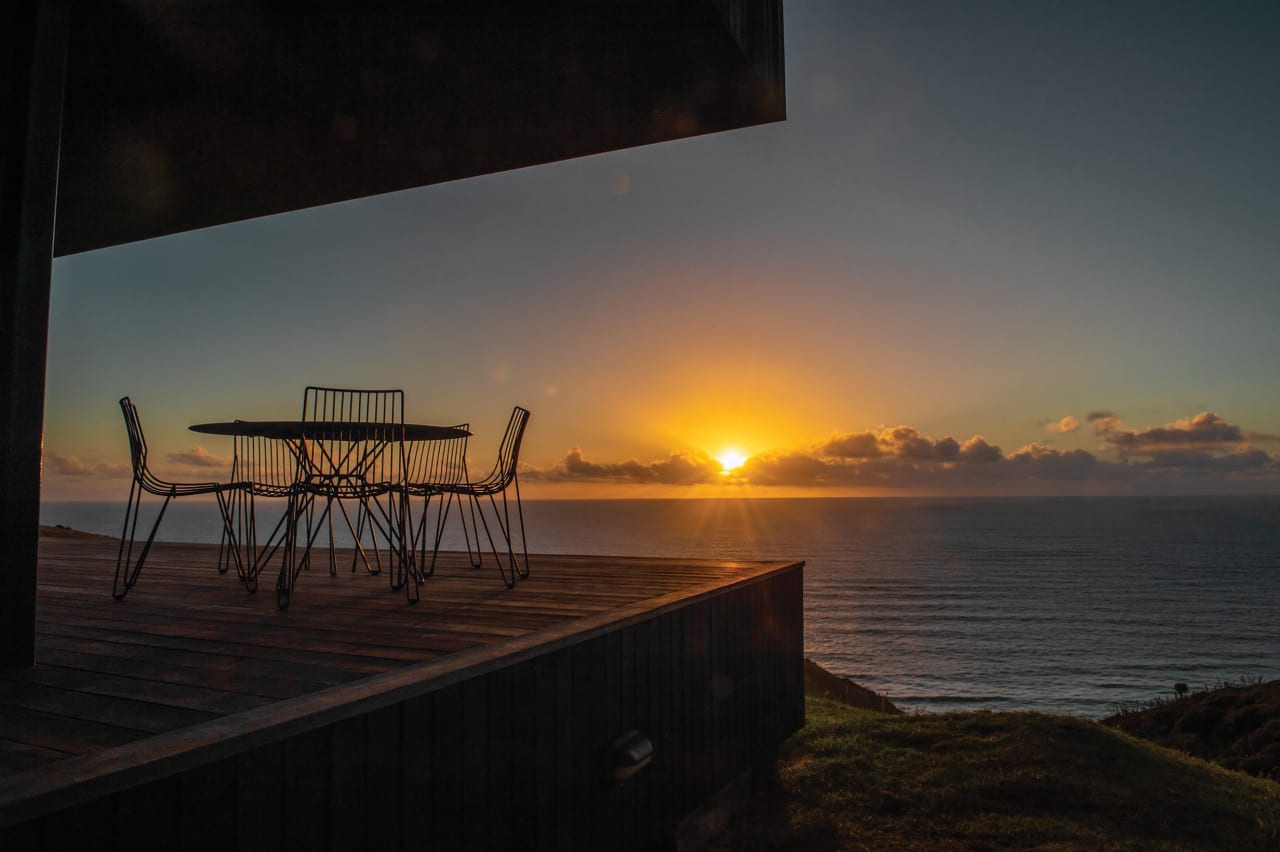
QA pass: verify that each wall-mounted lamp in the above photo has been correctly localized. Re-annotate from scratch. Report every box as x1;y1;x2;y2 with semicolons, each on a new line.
610;730;653;784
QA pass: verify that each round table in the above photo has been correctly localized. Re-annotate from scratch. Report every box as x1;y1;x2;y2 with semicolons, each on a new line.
190;421;471;440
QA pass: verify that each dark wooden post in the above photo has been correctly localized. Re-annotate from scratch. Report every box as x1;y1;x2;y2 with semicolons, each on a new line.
1;0;68;669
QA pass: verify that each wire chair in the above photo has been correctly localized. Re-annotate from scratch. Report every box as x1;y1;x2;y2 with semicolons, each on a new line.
220;429;306;594
277;386;406;607
397;422;476;585
113;397;248;600
436;406;530;589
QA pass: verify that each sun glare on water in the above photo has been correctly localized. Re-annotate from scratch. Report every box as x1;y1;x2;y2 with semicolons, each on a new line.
717;449;748;473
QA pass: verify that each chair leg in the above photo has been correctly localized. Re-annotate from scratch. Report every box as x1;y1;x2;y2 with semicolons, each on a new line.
236;491;260;594
473;493;515;589
427;492;456;577
277;492;310;609
466;491;482;568
487;481;529;583
113;486;173;600
511;476;530;580
489;491;522;586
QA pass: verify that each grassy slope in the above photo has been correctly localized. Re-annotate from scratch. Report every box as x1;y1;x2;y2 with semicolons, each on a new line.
1103;680;1280;781
720;698;1280;851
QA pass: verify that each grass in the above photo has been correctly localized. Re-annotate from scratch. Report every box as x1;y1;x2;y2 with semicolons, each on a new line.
1103;679;1280;781
717;697;1280;851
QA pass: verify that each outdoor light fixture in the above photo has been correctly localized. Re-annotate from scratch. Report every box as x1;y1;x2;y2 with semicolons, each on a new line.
610;730;653;784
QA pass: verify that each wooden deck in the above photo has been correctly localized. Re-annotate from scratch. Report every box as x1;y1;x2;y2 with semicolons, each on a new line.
1;536;804;849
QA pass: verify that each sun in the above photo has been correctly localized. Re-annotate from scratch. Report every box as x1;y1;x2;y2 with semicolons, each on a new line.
716;448;748;473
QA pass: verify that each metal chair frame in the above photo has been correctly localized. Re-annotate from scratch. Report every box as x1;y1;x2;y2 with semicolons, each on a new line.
435;406;531;589
220;429;307;594
113;397;248;600
396;423;477;589
276;387;407;608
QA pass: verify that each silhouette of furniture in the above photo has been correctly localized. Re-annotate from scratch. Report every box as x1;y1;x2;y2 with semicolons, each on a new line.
430;406;531;589
396;422;476;588
189;415;470;607
114;397;248;600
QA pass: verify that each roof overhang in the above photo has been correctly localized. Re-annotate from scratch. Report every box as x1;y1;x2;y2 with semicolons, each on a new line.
54;1;785;256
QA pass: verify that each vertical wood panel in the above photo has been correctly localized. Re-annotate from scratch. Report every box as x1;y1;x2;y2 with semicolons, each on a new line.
678;605;696;816
488;664;514;852
533;653;557;851
0;819;39;852
42;796;114;852
631;618;652;850
0;0;67;671
328;714;365;850
692;603;713;806
238;736;285;849
567;640;593;850
588;634;610;850
116;775;178;852
600;630;622;851
282;727;329;852
661;609;679;840
461;676;489;850
364;703;401;850
180;758;236;852
790;568;806;730
237;741;284;852
550;647;573;852
712;592;729;786
510;659;539;847
432;686;463;852
400;693;433;849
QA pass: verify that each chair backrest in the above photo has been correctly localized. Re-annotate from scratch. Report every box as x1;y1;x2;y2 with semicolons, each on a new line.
403;423;470;489
299;386;405;491
118;396;148;482
233;432;302;496
488;406;531;490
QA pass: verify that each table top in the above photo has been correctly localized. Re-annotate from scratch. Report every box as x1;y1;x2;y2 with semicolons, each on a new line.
189;420;471;441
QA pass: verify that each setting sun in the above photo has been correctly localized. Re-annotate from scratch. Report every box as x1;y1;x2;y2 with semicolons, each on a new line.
717;449;748;473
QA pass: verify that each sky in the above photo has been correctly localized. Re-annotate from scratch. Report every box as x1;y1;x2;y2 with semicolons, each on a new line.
42;1;1280;501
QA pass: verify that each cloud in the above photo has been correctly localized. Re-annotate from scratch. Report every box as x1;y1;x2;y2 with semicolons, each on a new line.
43;450;131;479
166;445;227;468
1101;411;1246;451
551;447;721;485
1046;415;1079;433
1138;448;1273;472
958;436;1002;463
1086;410;1116;422
1007;443;1101;479
44;450;93;477
1090;415;1125;435
820;431;881;458
878;425;950;460
741;452;844;487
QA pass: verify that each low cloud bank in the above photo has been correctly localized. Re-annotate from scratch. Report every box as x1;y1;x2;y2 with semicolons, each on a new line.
166;446;227;469
555;447;721;485
538;410;1279;492
43;450;129;479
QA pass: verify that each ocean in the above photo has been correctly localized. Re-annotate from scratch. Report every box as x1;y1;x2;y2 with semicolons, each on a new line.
40;495;1279;719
